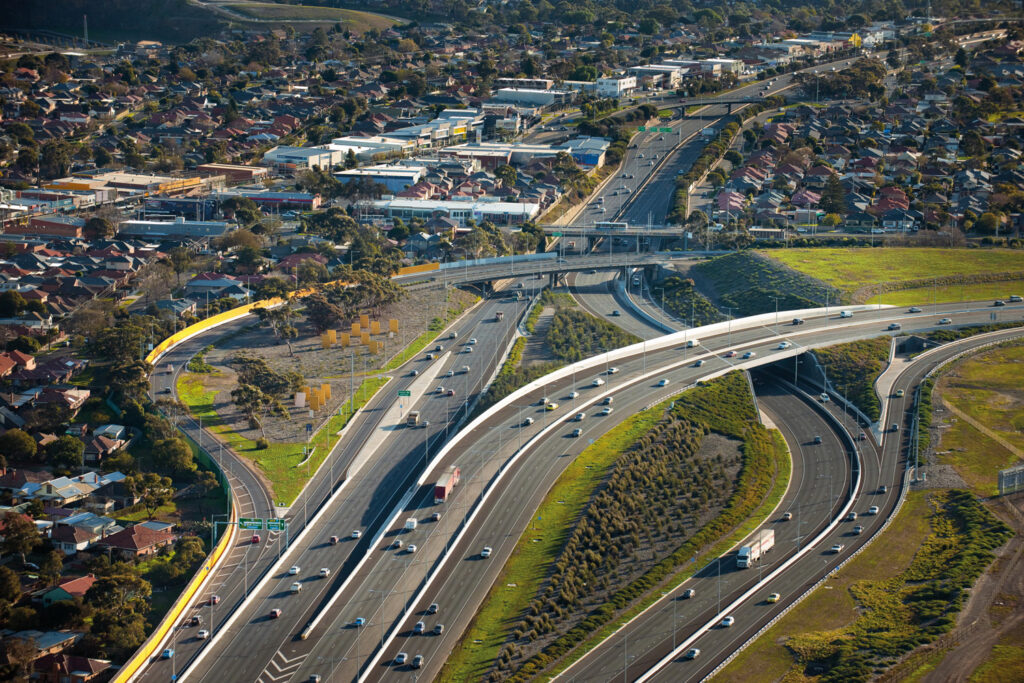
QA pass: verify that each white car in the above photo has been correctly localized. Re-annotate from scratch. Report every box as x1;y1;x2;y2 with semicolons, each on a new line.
481;546;492;558
288;565;300;575
197;629;210;639
568;391;580;399
319;568;331;578
468;338;477;345
939;318;952;324
721;616;735;627
407;544;417;553
522;417;535;426
571;428;582;437
290;582;302;593
685;648;700;659
573;412;586;422
351;530;362;539
608;367;620;374
600;407;614;416
592;378;606;386
867;506;880;515
830;543;845;553
839;311;853;318
395;652;408;665
819;393;830;402
742;351;756;359
777;341;791;349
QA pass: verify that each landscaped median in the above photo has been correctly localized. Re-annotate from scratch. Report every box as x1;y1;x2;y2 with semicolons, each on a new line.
440;371;791;681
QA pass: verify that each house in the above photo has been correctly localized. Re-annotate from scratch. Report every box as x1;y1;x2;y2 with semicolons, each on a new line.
844;211;877;230
83;435;126;464
98;524;177;559
33;653;110;683
40;574;96;606
155;298;197;317
50;524;100;555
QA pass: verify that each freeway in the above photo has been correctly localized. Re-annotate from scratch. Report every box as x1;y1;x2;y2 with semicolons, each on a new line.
568;269;670;339
273;301;1022;682
143;287;526;682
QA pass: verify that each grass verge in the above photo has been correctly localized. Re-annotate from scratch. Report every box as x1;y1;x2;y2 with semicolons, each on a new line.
811;337;891;421
867;279;1024;306
382;289;479;372
228;2;396;28
176;372;389;504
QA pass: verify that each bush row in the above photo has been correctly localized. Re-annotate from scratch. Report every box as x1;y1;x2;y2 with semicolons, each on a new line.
811;337;891;421
505;372;784;680
474;337;559;416
656;276;724;327
186;344;215;373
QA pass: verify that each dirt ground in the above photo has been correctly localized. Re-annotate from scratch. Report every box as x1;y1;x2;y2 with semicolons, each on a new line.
197;286;478;444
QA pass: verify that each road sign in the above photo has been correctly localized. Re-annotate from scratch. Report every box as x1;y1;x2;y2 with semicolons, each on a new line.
553;231;562;237
398;390;411;397
239;518;263;530
638;126;646;131
659;127;672;132
266;519;286;531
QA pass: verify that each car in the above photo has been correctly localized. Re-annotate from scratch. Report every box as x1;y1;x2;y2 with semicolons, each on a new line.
571;428;583;437
428;603;439;615
159;387;172;394
197;629;210;639
895;389;905;398
608;367;620;374
792;318;805;325
1010;295;1023;302
685;648;701;659
395;652;408;665
538;397;549;405
839;311;853;318
464;347;473;353
319;568;331;578
412;654;423;669
516;282;524;289
410;369;419;377
545;402;558;411
189;615;202;626
433;624;445;635
329;536;339;545
354;617;367;627
611;310;621;316
782;511;793;521
813;435;823;444
568;390;580;399
209;594;221;605
777;341;791;349
434;344;444;351
431;511;441;522
742;351;757;359
592;378;606;387
994;300;1006;306
251;534;261;544
867;505;880;515
909;307;922;313
602;396;614;405
426;353;436;360
352;530;362;539
657;378;670;386
847;511;858;521
600;407;614;415
414;621;425;634
939;318;952;325
288;565;300;575
638;153;644;158
407;544;417;553
830;544;845;553
161;649;174;659
891;423;900;432
878;485;887;494
767;593;781;603
445;369;454;377
820;393;830;402
888;323;902;331
290;582;302;593
522;417;535;426
695;359;705;367
573;412;586;421
724;350;737;358
468;338;477;345
270;608;282;618
721;616;735;627
481;546;492;558
447;389;456;397
853;525;864;535
682;588;696;599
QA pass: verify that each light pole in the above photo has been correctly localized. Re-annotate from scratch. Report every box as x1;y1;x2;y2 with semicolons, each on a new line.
723;306;735;348
772;296;781;335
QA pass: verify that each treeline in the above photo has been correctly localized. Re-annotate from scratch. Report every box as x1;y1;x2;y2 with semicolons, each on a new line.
505;372;786;680
546;307;641;362
475;337;560;415
811;337;891;421
577;103;659;165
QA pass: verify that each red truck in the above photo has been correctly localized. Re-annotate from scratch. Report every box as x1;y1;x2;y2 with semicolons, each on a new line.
434;465;461;504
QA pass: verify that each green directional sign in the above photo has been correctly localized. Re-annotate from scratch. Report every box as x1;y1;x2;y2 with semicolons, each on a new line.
659;127;673;132
398;390;411;397
239;518;263;531
266;519;286;532
552;232;562;237
638;126;646;131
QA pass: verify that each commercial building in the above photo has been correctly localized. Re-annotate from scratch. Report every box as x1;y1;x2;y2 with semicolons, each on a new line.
144;196;219;221
196;163;269;185
118;216;232;239
334;165;426;193
262;146;344;172
496;77;555;90
7;215;86;238
491;88;574;108
597;75;638;98
215;189;322;210
360;197;540;227
627;65;684;89
328;136;417;161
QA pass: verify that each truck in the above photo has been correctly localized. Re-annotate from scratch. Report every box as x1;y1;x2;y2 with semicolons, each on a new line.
736;529;774;568
495;310;504;321
434;465;461;504
404;518;418;531
406;410;420;427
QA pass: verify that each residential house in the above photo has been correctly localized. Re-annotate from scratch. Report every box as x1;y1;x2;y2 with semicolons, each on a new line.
33;653;110;683
40;574;96;607
98;524;177;559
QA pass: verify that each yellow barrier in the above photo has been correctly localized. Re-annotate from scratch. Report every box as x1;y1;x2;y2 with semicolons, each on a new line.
112;499;237;682
397;262;440;276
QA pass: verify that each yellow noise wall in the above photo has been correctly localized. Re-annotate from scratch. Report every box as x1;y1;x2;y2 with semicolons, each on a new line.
361;332;371;346
352;322;361;335
370;320;382;335
389;319;399;333
321;383;331;400
341;332;350;346
360;314;370;328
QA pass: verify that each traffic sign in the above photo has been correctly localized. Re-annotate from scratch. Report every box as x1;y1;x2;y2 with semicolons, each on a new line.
638;126;646;131
239;518;263;530
552;232;562;237
398;390;411;397
659;127;672;132
266;519;286;532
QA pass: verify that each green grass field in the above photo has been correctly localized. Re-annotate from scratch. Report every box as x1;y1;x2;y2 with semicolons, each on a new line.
176;372;388;504
867;280;1024;305
716;491;933;682
225;2;397;29
766;248;1024;303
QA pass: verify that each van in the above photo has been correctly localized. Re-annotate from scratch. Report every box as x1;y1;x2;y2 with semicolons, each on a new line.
686;339;700;348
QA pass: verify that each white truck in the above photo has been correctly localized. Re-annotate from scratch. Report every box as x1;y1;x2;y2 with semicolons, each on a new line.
404;518;418;532
736;528;774;568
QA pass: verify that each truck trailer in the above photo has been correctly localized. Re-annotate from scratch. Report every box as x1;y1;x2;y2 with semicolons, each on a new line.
434;465;461;504
406;410;420;427
736;528;775;568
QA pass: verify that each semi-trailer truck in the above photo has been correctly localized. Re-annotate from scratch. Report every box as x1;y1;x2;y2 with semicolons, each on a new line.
736;528;774;568
434;465;461;504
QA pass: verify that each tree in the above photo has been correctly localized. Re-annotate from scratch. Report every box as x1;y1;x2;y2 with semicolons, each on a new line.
296;259;329;286
153;437;197;475
0;290;27;316
1;512;41;564
0;565;19;604
126;473;173;519
39;140;72;179
955;46;968;69
109;360;152;402
46;435;84;472
167;247;192;286
174;536;205;573
0;429;37;462
39;550;63;587
975;212;1001;234
91;321;145;363
256;303;298;355
495;164;518;188
819;173;847;215
0;635;36;683
6;335;40;354
85;217;114;239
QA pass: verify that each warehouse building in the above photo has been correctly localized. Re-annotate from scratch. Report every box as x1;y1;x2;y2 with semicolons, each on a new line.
360;198;540;227
118;216;232;239
334;165;426;193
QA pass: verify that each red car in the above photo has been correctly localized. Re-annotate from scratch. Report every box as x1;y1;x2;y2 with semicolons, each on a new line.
208;595;220;606
446;389;455;397
724;350;737;358
251;534;261;544
269;608;282;619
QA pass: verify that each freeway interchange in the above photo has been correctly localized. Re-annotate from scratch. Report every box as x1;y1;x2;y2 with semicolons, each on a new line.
143;294;1023;683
